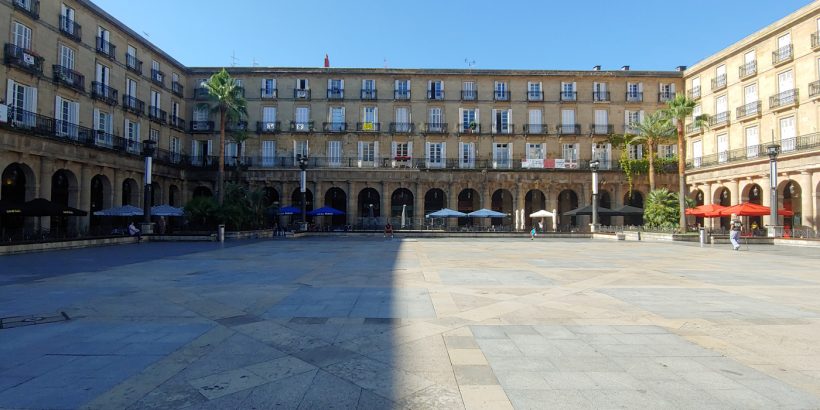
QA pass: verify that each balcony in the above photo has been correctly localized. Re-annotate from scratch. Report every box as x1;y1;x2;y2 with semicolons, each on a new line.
626;92;643;103
52;65;84;92
813;32;820;50
148;106;167;124
593;91;610;102
294;89;311;99
711;74;727;91
557;124;580;135
772;44;793;66
226;121;248;132
527;90;543;101
459;124;482;134
289;121;314;132
91;82;118;105
235;87;245;98
194;87;210;99
13;0;39;19
169;116;186;131
95;37;115;60
125;54;142;74
122;95;145;115
560;91;577;102
4;44;43;76
322;122;347;133
360;89;377;100
256;121;280;134
151;69;165;86
685;123;702;134
658;91;675;102
623;124;641;135
491;124;514;135
523;124;548;134
590;124;613;135
327;89;344;100
687;87;701;100
811;80;820;98
356;122;381;132
461;90;477;101
424;123;448;133
494;90;510;101
769;89;798;110
59;16;81;42
389;122;414;133
260;88;277;99
685;132;820;170
172;81;184;97
709;111;730;128
427;90;445;100
736;101;761;120
739;61;756;79
190;121;214;133
394;90;410;100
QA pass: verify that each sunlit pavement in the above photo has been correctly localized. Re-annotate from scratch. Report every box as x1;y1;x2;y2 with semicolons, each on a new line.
1;238;820;409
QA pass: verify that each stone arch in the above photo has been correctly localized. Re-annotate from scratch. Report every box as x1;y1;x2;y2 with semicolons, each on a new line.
324;187;347;226
51;169;80;237
291;187;314;221
122;178;140;206
557;189;579;229
458;188;480;226
193;186;213;198
424;188;446;216
599;190;612;226
168;184;181;207
690;188;705;228
1;162;37;202
623;191;644;226
715;186;731;229
391;188;414;226
262;187;279;207
490;189;513;226
782;180;802;230
358;188;380;226
524;189;547;228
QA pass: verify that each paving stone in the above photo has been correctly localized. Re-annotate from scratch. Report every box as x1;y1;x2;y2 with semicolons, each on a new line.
188;368;268;400
453;365;499;386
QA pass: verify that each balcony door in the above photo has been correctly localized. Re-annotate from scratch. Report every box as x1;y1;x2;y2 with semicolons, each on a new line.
745;126;759;158
594;109;608;133
561;109;575;132
13;22;31;49
492;109;510;134
780;116;795;151
693;140;703;167
459;142;475;168
778;70;793;92
395;107;409;132
59;46;74;70
528;109;542;133
55;96;79;139
592;143;611;168
744;84;757;104
715;95;727;116
717;134;728;163
330;107;345;131
7;81;37;126
296;107;310;127
429;107;442;127
493;143;511;169
328;141;342;166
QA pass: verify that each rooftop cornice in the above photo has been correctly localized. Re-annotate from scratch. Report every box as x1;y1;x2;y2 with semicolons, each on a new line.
186;66;683;78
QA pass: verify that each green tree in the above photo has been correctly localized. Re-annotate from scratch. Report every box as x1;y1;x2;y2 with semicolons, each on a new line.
628;111;675;191
664;95;709;232
203;68;247;205
184;196;219;229
644;188;680;229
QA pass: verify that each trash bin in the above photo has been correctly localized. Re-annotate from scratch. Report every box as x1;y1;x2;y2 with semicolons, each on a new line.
698;227;706;247
218;224;225;242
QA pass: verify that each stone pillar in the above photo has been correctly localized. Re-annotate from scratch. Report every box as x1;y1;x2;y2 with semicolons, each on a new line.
113;169;122;206
798;171;813;230
448;183;458;228
415;182;424;228
514;186;524;231
381;181;389;224
729;179;740;206
38;157;53;232
78;164;90;235
812;171;820;232
347;181;356;226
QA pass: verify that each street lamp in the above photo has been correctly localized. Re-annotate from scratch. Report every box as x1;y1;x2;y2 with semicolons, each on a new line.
589;159;600;233
297;154;308;230
142;139;156;232
766;142;780;237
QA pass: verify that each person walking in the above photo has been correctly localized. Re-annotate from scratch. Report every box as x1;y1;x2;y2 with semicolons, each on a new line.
530;226;536;240
729;214;742;251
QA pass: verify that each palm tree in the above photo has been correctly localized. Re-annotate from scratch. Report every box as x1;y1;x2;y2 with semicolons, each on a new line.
664;95;708;232
628;111;675;191
203;68;247;205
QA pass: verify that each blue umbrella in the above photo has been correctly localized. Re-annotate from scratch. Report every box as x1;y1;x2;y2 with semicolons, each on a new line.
426;208;466;218
277;206;301;215
467;208;508;218
308;206;344;216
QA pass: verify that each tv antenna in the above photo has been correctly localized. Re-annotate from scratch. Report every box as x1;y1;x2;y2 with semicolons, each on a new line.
384;57;388;69
252;58;259;67
230;50;239;67
465;58;476;69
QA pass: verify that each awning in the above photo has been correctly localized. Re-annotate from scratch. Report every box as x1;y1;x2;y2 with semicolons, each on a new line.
22;198;88;217
685;204;726;217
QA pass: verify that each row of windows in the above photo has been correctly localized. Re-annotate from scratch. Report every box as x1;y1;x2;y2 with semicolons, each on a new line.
690;116;796;167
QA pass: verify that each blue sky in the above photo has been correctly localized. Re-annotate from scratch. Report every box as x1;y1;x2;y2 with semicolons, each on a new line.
93;0;812;70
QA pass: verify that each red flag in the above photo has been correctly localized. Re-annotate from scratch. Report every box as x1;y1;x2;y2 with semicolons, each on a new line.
324;54;329;68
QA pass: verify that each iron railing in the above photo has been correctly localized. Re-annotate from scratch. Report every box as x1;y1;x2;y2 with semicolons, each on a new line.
560;91;577;102
52;65;84;92
360;89;377;100
91;82;118;105
527;90;543;101
256;121;281;133
813;32;820;49
593;91;610;102
685;123;702;134
389;122;414;133
461;90;477;100
686;132;820;170
323;122;347;132
523;124;548;134
172;81;184;97
194;87;210;99
122;95;145;115
125;54;142;74
769;89;798;110
260;88;277;99
293;89;311;99
687;86;701;100
148;106;167;124
226;121;248;132
4;43;43;76
626;91;643;102
356;122;381;132
494;90;510;101
772;44;793;65
810;80;820;98
169;116;186;131
190;121;214;133
711;74;727;91
458;124;482;134
557;124;581;134
13;0;39;19
736;101;761;119
658;91;674;102
424;123;448;133
739;61;756;79
590;124;613;135
95;37;115;59
59;16;81;42
709;111;730;127
491;124;514;135
327;89;344;99
290;121;314;132
151;69;164;86
427;90;445;100
394;90;410;100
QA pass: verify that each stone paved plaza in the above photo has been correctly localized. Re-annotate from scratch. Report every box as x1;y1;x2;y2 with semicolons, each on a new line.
1;238;820;409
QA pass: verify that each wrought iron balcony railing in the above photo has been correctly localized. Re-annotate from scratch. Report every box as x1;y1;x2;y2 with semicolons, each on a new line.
125;54;142;74
593;91;610;102
461;90;477;100
685;123;702;134
149;106;167;124
256;121;281;133
171;81;184;97
52;65;84;92
687;86;701;100
709;111;730;127
394;90;410;100
360;89;377;100
772;44;793;65
4;43;43;76
322;122;347;132
194;87;210;99
658;91;675;102
810;80;820;98
523;124;548;134
494;90;510;101
769;89;798;110
626;92;643;102
260;88;277;99
389;122;414;133
226;121;248;132
356;122;381;132
235;87;245;98
813;32;820;50
13;0;39;19
91;82;118;105
169;116;185;131
557;124;580;134
560;91;577;102
294;89;311;99
290;121;314;132
459;124;482;134
527;90;543;101
424;123;448;133
686;132;820;170
739;61;756;79
711;74;727;91
122;95;145;115
491;124;514;135
95;37;115;59
190;121;215;133
59;16;81;42
327;89;344;100
427;90;445;100
590;124;613;135
151;69;164;86
736;101;761;119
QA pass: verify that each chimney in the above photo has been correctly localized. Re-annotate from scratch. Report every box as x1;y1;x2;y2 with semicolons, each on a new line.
621;65;630;71
676;65;687;71
592;65;601;71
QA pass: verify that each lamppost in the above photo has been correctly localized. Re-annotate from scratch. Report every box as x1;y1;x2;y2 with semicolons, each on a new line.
766;142;780;237
297;154;308;231
142;139;156;233
590;159;600;233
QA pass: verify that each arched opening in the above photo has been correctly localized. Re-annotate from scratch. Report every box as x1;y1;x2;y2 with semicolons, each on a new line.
51;170;79;237
716;187;731;230
524;189;546;229
358;188;380;227
262;187;279;207
624;191;644;226
324;187;347;226
291;188;314;222
391;188;414;228
168;185;180;207
151;182;162;206
193;186;213;198
557;189;578;230
783;181;801;231
599;191;612;226
90;174;112;235
744;184;763;232
458;188;480;226
690;189;705;228
122;178;139;206
1;163;35;239
490;189;512;227
424;188;446;215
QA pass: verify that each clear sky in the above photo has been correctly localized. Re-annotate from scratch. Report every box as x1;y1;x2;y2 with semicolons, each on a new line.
92;0;813;71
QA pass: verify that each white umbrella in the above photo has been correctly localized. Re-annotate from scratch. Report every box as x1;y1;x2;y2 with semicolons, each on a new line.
529;209;555;218
401;204;406;228
552;208;558;231
426;208;466;218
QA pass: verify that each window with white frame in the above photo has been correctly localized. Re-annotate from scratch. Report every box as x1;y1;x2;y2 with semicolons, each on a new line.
295;78;309;98
395;79;410;98
461;108;478;132
362;79;376;99
170;136;180;162
55;96;79;139
428;80;444;99
294;140;309;160
96;63;110;85
593;82;608;101
693;140;703;167
151;60;162;82
528;109;543;133
93;108;112;145
562;143;579;163
659;83;674;101
327;141;341;166
295;106;310;130
59;45;74;70
13;22;32;49
7;80;37;127
262;78;276;97
124;119;140;153
394;107;410;132
527;82;542;100
459;142;475;168
743;84;758;113
593;109;608;134
658;144;676;159
717;133;728;162
427;142;444;168
358;141;376;165
780;115;796;151
628;143;643;160
61;4;76;34
494;81;508;100
428;107;443;131
492;109;511;134
225;141;238;165
329;106;345;131
262;140;277;166
526;143;544;160
462;81;476;100
362;106;378;130
627;82;642;101
625;110;643;134
561;82;576;100
745;126;760;158
150;128;159;143
560;109;575;134
328;79;343;98
262;106;277;131
392;142;410;159
592;142;612;168
493;143;512;169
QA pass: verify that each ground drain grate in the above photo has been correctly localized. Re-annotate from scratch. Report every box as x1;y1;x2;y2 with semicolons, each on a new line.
0;311;70;330
289;317;328;325
364;318;400;325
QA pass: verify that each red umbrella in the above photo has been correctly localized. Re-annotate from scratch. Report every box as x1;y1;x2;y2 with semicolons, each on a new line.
717;202;794;217
686;204;726;217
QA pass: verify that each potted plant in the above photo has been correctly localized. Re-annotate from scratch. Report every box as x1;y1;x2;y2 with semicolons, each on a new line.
469;121;477;131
